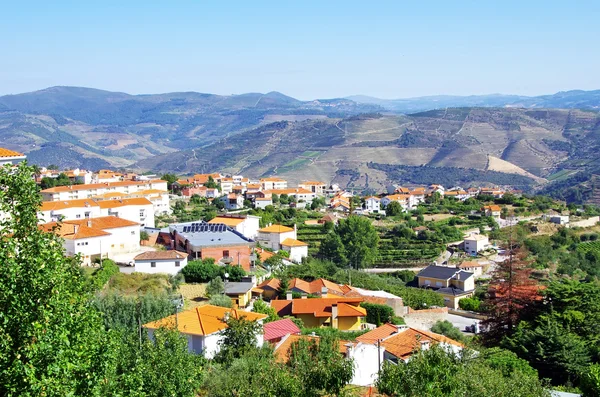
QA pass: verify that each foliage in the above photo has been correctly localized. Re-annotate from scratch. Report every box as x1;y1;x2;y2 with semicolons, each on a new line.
334;215;379;268
300;327;368;341
208;294;233;308
252;299;279;323
93;293;176;333
287;334;354;397
430;320;464;342
480;347;538;378
206;277;225;297
458;297;481;312
181;259;220;283
221;264;246;281
89;259;120;290
580;363;600;397
140;230;150;241
161;173;178;189
215;316;263;365
318;232;347;265
376;345;550;397
360;302;395;325
386;201;403;216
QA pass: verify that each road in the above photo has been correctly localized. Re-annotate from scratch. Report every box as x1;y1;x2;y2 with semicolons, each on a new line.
447;314;480;333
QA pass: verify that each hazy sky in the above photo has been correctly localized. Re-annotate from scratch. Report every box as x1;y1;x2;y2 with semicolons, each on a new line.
1;1;599;99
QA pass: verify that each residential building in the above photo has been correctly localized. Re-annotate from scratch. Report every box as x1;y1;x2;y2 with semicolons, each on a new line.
342;286;405;316
260;177;287;191
550;215;569;225
265;188;316;203
271;297;366;330
218;177;234;195
256;224;297;251
167;221;255;271
181;185;218;198
40;216;140;265
224;281;255;308
409;187;426;204
380;194;417;211
483;205;502;217
220;193;244;210
287;278;345;297
97;198;155;227
428;184;446;195
416;265;475;309
134;250;188;275
444;190;469;201
458;261;484;277
364;196;381;213
143;305;267;358
254;197;273;209
263;318;301;344
356;323;464;363
93;169;123;183
298;181;327;195
256;278;281;300
39;199;101;223
281;238;308;263
208;214;261;239
0;148;26;166
274;334;382;387
463;233;489;255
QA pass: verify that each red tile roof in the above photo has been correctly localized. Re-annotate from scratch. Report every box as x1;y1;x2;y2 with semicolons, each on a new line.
271;298;365;318
263;318;301;342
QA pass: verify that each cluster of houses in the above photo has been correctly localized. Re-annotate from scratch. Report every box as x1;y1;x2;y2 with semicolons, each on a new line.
142;274;465;386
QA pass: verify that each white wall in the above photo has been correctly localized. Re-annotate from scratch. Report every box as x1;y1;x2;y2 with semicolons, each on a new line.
235;216;260;239
135;257;188;275
38;206;101;223
257;230;296;251
347;343;384;386
284;245;308;263
64;236;107;266
104;225;140;255
101;204;155;228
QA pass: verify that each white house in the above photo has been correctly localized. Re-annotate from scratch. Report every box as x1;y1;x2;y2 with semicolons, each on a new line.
254;197;273;209
458;261;484;277
463;233;489;255
380;194;416;212
41;216;140;265
143;305;267;358
134;250;188;275
364;196;381;213
256;224;297;251
0;147;26;166
298;181;327;196
39;199;102;223
208;214;261;240
97;197;155;227
260;177;288;191
218;177;234;195
281;238;309;263
220;193;245;210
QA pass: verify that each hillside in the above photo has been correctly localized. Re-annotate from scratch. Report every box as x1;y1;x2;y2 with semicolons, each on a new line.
348;89;600;113
2;87;600;200
136;108;600;194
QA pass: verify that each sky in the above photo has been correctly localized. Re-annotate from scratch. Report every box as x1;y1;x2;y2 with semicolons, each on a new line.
1;0;600;99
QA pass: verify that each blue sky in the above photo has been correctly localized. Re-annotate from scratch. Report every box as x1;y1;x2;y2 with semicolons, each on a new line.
1;1;599;99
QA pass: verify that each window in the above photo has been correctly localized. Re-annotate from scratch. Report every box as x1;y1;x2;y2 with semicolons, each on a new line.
76;214;81;219
139;210;145;217
85;242;88;246
151;262;156;268
175;261;181;267
435;281;442;287
131;231;135;235
223;250;230;258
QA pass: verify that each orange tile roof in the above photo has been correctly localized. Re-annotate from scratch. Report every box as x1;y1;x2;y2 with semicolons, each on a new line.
255;248;276;261
356;323;399;344
381;328;464;360
93;192;126;199
40;222;111;240
300;181;326;186
96;198;152;208
484;205;502;212
0;147;25;158
135;189;168;195
40;179;166;193
260;177;286;182
134;250;188;260
281;238;308;247
264;188;313;195
209;216;245;227
257;277;281;290
67;216;139;230
40;199;99;211
385;194;410;201
271;298;365;318
246;183;261;189
143;305;267;336
258;224;294;233
190;173;221;184
274;334;350;363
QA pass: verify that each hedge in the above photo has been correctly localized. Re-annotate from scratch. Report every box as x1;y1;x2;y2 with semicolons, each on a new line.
360;302;395;326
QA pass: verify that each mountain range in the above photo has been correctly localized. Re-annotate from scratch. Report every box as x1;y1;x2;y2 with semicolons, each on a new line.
1;86;600;203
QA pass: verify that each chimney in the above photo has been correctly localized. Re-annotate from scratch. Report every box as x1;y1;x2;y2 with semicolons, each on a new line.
331;303;338;319
321;287;328;295
301;293;307;299
73;224;79;234
87;220;92;228
420;340;430;351
286;292;293;300
345;342;354;357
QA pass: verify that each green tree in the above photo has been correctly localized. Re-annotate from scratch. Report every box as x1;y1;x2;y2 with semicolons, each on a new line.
580;363;600;397
0;164;109;395
386;201;403;216
161;173;178;190
430;320;464;342
318;232;348;266
361;302;395;325
252;299;279;323
209;294;233;308
204;176;219;189
271;194;280;204
140;230;150;241
215;316;263;365
207;277;225;297
181;259;220;283
287;334;354;397
335;215;379;269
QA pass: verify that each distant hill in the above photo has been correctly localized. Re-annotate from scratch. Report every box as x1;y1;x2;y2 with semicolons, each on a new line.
2;86;600;202
347;90;600;113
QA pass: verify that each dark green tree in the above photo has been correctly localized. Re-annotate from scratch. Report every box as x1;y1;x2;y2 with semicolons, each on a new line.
318;232;348;266
161;173;178;190
335;215;379;269
386;201;403;216
215;316;263;365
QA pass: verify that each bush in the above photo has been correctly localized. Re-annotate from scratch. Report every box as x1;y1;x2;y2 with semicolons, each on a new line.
209;294;233;308
391;316;405;325
90;259;120;290
252;299;279;322
430;320;464;342
459;297;482;312
220;265;246;282
206;277;225;297
361;302;395;325
181;259;220;283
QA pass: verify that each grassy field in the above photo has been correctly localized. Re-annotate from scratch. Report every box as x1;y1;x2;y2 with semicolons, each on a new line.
179;283;208;309
547;169;578;181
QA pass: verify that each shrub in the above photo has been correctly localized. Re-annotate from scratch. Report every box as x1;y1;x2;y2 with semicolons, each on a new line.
181;259;220;283
209;294;233;308
252;299;279;322
90;259;120;290
361;302;395;325
220;265;246;282
206;277;225;297
430;320;464;342
459;297;482;312
391;316;405;325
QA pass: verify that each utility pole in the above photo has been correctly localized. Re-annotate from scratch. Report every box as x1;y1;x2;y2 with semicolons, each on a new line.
377;339;382;377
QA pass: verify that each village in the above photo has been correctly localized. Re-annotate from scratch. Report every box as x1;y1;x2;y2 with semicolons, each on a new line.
4;151;586;391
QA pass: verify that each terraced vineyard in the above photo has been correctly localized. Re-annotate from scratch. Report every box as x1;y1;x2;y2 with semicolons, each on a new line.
576;241;600;255
373;229;444;268
296;224;327;257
